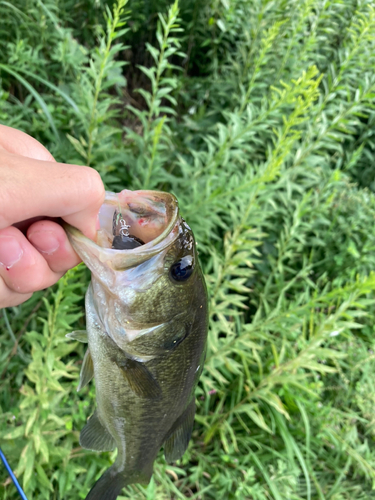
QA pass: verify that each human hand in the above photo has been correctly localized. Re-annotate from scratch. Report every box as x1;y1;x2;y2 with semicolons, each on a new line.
0;125;105;308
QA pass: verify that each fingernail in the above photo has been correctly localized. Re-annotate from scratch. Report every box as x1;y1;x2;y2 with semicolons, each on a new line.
28;231;60;255
0;236;23;269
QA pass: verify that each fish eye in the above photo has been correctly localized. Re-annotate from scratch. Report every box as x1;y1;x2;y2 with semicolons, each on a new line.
170;255;194;282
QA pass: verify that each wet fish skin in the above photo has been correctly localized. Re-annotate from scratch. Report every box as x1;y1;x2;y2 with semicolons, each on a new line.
65;190;208;500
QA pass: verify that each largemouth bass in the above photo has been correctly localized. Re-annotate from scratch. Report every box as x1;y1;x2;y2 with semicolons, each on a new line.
65;190;208;500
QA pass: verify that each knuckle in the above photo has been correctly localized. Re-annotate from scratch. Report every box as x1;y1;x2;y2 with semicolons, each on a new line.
31;268;64;292
0;186;11;229
28;266;58;293
0;208;8;230
1;267;46;295
28;272;46;293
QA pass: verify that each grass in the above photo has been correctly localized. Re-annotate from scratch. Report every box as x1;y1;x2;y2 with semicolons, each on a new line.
1;0;375;498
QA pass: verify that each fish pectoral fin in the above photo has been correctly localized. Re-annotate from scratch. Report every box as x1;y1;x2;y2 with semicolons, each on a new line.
66;330;88;343
115;358;162;399
80;409;116;452
77;348;94;391
164;399;196;463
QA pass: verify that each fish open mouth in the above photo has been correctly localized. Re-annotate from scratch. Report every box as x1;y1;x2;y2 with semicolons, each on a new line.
65;190;180;272
97;190;179;250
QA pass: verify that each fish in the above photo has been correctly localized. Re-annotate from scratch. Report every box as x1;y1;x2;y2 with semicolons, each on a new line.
65;189;208;500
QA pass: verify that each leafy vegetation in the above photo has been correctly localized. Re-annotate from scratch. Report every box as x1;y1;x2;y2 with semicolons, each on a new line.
1;0;375;498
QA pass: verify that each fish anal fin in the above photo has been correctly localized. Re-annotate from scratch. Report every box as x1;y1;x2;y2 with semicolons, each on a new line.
66;330;88;343
77;348;94;391
79;410;115;452
164;399;195;463
115;358;162;399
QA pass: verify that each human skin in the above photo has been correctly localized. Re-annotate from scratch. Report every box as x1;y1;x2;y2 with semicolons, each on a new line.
0;125;105;308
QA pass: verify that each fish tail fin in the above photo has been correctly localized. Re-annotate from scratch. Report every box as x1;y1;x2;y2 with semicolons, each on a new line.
85;466;125;500
85;464;152;500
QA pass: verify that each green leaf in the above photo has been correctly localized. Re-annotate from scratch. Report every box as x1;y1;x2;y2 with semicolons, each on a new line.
0;65;59;140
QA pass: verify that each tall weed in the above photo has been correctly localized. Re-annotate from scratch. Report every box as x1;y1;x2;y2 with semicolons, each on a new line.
1;0;375;499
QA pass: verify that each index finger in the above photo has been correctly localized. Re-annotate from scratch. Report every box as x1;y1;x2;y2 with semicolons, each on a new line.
0;126;105;239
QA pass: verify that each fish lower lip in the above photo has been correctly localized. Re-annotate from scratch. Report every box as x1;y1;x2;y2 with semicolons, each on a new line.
65;190;181;273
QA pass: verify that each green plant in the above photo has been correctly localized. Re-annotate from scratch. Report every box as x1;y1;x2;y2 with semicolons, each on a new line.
2;0;375;499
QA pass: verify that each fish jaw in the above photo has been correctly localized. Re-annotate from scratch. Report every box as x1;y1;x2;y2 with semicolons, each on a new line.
99;190;179;245
64;190;180;285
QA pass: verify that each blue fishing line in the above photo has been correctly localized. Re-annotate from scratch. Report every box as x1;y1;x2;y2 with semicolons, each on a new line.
0;447;28;500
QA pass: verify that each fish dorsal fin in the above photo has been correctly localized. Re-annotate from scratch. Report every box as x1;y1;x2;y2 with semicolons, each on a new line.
66;330;88;343
80;410;116;452
164;399;196;463
115;357;162;399
77;348;94;391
